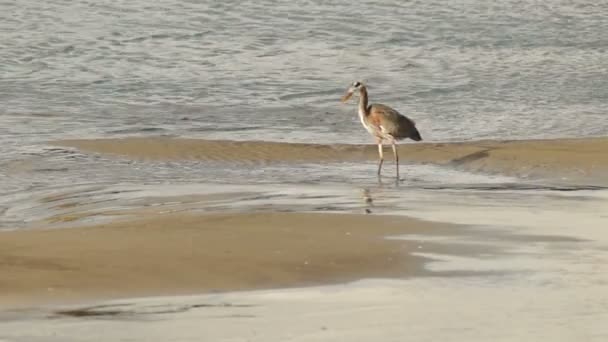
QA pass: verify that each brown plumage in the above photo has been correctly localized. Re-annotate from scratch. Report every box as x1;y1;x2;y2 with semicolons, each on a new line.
368;104;422;141
341;81;422;180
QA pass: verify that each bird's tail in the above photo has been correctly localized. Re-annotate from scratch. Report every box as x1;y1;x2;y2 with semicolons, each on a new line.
410;127;422;141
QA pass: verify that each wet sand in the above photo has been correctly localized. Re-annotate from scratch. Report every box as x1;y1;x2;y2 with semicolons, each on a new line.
56;137;608;181
0;212;452;309
3;190;607;341
3;139;608;341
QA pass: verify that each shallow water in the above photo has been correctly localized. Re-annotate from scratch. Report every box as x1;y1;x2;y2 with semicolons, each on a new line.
2;0;608;215
3;0;608;146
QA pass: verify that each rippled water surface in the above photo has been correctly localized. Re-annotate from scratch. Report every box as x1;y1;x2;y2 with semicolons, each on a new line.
2;0;608;226
2;0;608;145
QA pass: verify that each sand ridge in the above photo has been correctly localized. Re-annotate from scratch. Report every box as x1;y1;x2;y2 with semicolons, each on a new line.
55;137;608;182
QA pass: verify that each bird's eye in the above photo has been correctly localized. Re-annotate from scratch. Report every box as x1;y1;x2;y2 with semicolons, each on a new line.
353;81;361;87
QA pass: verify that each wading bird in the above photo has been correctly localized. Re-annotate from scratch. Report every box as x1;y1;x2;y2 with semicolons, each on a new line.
341;81;422;181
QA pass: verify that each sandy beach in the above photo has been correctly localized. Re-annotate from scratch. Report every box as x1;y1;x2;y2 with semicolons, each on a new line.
0;212;458;309
2;135;606;309
2;136;608;341
2;183;607;342
56;137;608;182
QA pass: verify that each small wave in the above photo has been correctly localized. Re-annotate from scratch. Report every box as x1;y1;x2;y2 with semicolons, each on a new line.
108;127;167;134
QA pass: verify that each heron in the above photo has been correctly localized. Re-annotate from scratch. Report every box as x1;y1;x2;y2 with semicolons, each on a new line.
341;81;422;181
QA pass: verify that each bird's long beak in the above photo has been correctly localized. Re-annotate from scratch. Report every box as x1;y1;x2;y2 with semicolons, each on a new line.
341;91;353;103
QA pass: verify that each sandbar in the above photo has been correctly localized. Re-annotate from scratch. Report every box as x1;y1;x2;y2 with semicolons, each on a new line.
55;137;608;181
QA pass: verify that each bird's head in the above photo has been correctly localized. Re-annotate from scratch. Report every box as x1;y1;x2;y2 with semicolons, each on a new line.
341;81;363;103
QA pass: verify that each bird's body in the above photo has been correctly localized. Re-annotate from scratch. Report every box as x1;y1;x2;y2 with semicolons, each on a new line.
341;81;422;180
361;104;422;141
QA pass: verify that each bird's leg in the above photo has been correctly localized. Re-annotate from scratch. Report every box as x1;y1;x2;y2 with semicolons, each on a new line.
377;139;384;179
391;140;400;182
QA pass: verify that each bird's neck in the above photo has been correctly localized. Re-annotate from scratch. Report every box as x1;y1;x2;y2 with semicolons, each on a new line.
358;86;369;115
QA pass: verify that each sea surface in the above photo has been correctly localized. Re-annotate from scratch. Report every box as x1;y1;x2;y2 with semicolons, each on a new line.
2;0;608;225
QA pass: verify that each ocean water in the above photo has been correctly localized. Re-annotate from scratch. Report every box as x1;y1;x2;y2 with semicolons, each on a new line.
2;0;608;146
1;0;608;227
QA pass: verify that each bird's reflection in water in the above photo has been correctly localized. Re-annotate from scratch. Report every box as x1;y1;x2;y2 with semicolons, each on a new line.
362;188;374;214
360;184;400;215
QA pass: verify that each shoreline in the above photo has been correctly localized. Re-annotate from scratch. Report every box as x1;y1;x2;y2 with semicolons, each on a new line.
4;135;607;309
54;136;608;183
